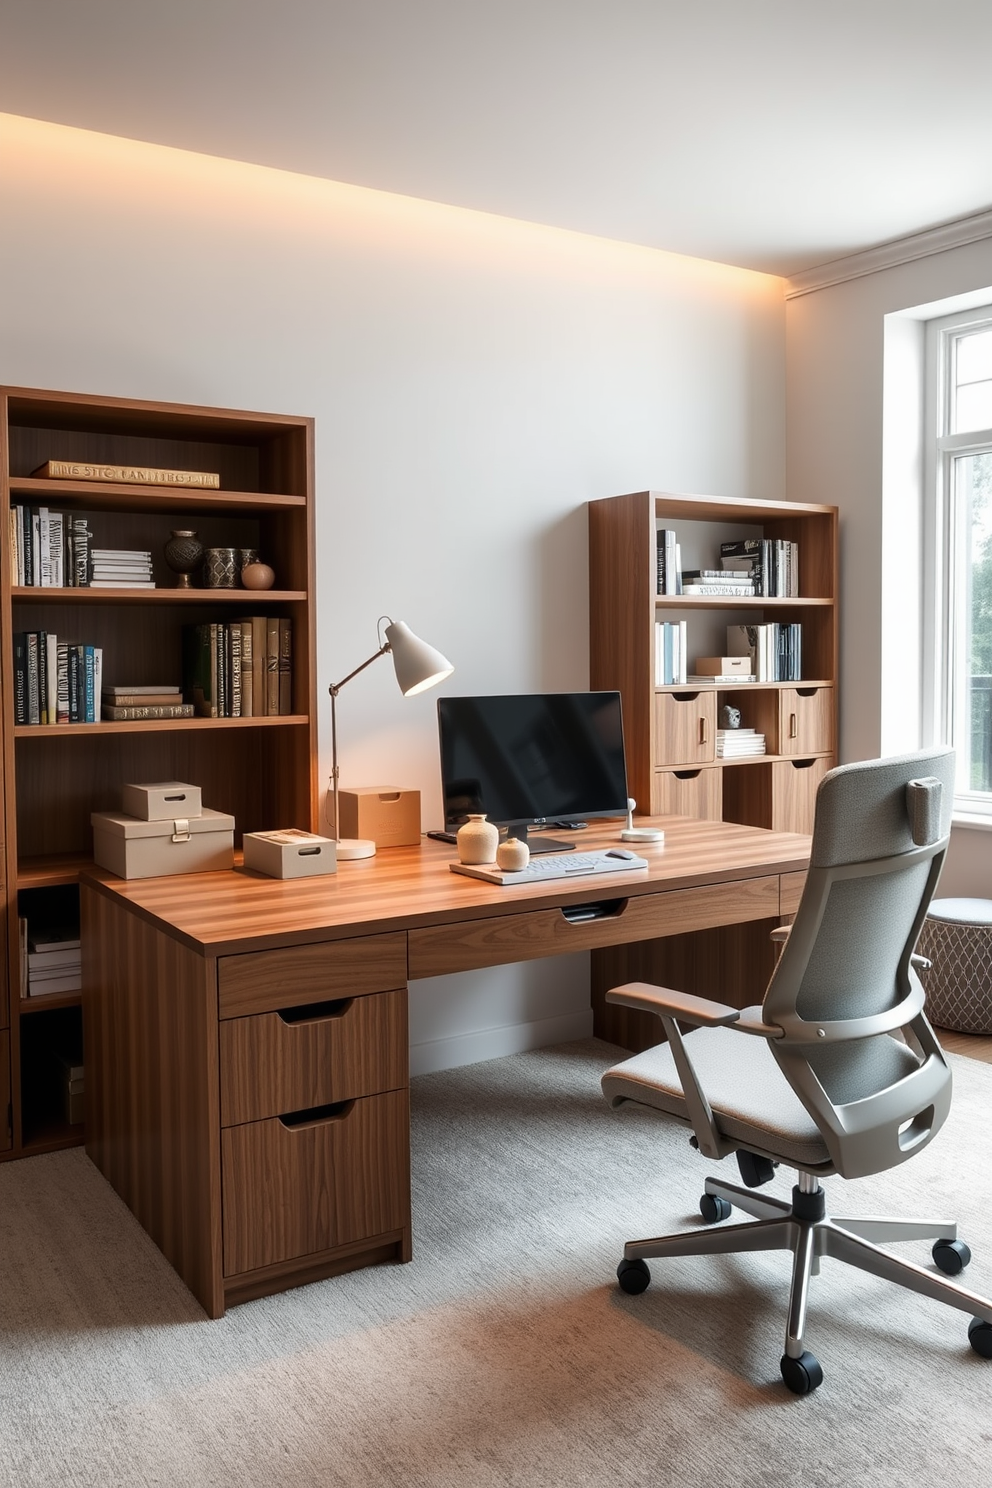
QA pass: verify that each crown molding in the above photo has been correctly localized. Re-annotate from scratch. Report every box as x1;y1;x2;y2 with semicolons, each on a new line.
785;208;992;299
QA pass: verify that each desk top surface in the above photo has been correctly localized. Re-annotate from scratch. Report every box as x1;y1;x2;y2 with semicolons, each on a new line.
84;815;810;957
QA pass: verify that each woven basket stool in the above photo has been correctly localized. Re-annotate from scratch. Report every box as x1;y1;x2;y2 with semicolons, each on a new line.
917;897;992;1036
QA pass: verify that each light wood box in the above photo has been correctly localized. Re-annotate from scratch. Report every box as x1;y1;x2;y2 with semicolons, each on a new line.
338;787;421;847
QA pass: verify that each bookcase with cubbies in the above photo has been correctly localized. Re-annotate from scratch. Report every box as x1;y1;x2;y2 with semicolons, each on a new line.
588;489;838;836
0;386;319;1161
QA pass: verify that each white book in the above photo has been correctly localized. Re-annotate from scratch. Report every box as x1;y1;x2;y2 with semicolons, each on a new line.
45;630;57;724
88;579;156;589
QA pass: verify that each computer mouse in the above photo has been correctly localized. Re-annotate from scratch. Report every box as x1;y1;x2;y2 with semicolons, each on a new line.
606;848;636;860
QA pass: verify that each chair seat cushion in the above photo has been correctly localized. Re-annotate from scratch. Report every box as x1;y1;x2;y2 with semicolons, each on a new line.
602;1029;832;1168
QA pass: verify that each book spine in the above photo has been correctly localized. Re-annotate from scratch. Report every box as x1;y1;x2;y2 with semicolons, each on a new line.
10;506;21;585
279;618;292;714
101;704;196;720
266;616;280;715
13;633;28;724
102;692;180;707
209;622;219;718
239;621;254;718
46;630;58;725
84;646;95;722
49;510;64;587
56;644;70;723
68;646;81;723
26;632;41;724
37;631;48;723
72;518;90;586
230;621;242;718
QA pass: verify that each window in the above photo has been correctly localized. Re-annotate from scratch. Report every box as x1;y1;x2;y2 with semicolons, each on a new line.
926;308;992;816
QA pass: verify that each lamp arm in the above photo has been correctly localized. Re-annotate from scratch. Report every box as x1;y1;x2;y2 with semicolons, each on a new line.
328;643;391;840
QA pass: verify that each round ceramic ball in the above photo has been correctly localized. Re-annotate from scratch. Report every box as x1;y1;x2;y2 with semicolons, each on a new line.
241;561;276;590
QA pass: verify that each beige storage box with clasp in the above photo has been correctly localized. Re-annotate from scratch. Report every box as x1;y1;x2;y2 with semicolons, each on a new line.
243;829;338;879
91;807;235;879
121;780;203;821
337;787;421;847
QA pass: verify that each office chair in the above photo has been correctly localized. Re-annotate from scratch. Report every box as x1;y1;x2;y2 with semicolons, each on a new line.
601;748;992;1393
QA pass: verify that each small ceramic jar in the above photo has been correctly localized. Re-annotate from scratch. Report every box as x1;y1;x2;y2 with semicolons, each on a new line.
496;836;530;872
241;561;276;591
456;814;499;864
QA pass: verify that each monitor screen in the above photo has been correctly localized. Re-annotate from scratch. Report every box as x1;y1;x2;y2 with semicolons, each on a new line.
437;692;629;845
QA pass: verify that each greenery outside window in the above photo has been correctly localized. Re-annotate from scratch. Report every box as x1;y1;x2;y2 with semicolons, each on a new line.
927;309;992;816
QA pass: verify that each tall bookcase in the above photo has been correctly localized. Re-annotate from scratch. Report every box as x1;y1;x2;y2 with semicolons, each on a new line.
589;490;838;833
0;387;319;1161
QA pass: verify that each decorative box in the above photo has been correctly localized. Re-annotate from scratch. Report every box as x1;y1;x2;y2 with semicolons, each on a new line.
693;656;753;677
243;829;338;879
121;780;203;821
338;787;421;847
91;806;235;879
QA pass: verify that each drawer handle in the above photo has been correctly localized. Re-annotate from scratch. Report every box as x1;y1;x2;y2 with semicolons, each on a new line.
699;716;708;745
789;713;798;739
277;997;355;1025
279;1098;355;1129
791;758;816;771
561;898;627;924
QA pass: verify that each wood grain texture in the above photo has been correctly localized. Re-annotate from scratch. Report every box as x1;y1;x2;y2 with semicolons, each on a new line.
220;988;408;1126
652;767;723;821
653;691;717;766
218;933;408;1018
86;815;812;958
779;687;834;756
81;883;224;1316
0;1030;10;1151
223;1232;409;1308
779;871;808;917
408;876;780;978
221;1088;410;1276
770;759;829;835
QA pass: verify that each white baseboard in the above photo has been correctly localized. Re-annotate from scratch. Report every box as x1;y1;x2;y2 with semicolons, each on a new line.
409;1009;594;1078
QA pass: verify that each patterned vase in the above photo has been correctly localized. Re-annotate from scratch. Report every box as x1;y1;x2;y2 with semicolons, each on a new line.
163;529;203;588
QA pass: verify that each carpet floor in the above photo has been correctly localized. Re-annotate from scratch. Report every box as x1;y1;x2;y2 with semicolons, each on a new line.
1;1038;990;1487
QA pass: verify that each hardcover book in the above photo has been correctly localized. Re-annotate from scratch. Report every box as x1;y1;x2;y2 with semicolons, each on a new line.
33;460;220;488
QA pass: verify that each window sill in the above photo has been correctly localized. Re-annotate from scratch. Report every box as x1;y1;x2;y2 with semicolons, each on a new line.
951;812;992;832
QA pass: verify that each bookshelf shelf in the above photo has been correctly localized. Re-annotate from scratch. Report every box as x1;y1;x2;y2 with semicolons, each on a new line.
589;489;838;834
2;384;320;1164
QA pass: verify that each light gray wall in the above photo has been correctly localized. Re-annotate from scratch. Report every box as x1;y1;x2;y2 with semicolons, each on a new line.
0;115;787;1071
786;237;992;897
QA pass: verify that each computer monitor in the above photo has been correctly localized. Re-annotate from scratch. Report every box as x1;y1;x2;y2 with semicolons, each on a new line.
437;692;629;854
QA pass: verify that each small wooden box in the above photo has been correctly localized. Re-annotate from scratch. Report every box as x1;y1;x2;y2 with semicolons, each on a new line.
121;780;202;821
243;829;337;879
91;806;235;879
693;656;752;677
338;787;421;847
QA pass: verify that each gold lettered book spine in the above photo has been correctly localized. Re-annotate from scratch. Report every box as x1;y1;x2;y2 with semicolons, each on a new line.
33;460;221;488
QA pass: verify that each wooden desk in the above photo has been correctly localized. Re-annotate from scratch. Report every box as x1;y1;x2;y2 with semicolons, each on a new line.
80;816;809;1317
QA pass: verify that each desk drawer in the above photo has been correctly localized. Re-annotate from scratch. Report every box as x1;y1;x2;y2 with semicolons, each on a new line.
220;988;408;1127
408;877;781;978
218;932;407;1018
780;871;807;918
222;1088;410;1277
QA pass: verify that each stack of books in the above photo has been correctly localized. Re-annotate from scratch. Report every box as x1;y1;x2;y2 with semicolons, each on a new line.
101;685;194;722
656;527;681;595
12;632;103;723
716;728;766;758
57;1049;85;1126
24;925;82;996
182;617;292;717
654;620;687;685
89;548;155;588
9;506;93;587
681;568;757;597
719;538;799;597
727;623;802;682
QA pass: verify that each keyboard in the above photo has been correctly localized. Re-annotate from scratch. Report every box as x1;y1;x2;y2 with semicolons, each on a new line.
449;849;650;886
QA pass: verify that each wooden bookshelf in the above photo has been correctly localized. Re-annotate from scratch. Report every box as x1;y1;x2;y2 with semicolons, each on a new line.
1;386;319;1160
589;490;838;834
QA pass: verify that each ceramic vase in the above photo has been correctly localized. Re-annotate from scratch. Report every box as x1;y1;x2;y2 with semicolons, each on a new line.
241;561;276;591
496;836;530;872
163;529;203;588
456;814;499;864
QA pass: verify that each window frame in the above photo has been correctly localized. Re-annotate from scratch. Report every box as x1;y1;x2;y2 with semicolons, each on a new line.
923;305;992;819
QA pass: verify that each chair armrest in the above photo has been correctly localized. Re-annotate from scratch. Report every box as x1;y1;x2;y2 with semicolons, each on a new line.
605;981;741;1027
911;952;932;972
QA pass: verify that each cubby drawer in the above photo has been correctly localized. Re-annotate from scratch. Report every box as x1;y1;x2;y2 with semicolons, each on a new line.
218;931;407;1018
770;758;830;835
779;688;833;756
654;691;717;767
222;1088;410;1276
220;987;408;1127
651;766;722;820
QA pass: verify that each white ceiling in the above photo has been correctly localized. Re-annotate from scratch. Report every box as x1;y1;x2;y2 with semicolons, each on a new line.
4;0;992;277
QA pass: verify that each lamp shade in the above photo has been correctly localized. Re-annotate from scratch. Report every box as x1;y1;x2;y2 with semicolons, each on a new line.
384;620;454;696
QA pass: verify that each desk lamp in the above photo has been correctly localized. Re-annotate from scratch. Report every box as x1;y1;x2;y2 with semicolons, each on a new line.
328;617;454;859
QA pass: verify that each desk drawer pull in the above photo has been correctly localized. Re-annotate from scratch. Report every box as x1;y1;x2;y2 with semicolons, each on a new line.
277;997;354;1025
279;1099;355;1130
560;899;627;924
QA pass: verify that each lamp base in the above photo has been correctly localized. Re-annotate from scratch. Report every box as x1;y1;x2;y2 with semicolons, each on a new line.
335;837;377;860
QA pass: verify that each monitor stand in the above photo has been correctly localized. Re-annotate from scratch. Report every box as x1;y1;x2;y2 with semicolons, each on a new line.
512;823;575;855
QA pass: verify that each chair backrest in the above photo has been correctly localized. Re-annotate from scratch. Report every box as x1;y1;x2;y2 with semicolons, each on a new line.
761;748;955;1179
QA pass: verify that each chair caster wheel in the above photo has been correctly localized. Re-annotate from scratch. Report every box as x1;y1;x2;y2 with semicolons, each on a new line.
700;1194;732;1224
968;1317;992;1358
932;1238;971;1275
780;1351;823;1395
617;1258;651;1295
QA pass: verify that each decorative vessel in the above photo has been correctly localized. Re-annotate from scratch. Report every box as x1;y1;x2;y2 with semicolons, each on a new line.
456;814;499;865
496;836;530;871
203;547;239;588
163;529;203;588
241;561;276;591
